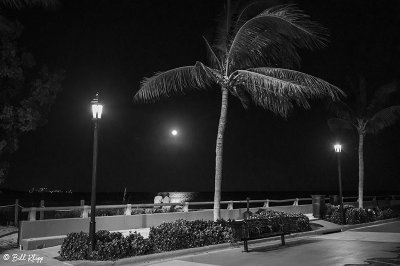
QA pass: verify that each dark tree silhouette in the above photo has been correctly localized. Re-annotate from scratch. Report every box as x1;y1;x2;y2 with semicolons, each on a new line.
328;76;400;208
0;0;63;185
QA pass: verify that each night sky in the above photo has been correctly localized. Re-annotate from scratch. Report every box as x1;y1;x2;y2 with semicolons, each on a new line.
3;0;400;193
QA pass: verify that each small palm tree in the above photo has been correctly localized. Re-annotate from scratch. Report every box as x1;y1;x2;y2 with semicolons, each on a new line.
134;2;343;221
328;76;400;208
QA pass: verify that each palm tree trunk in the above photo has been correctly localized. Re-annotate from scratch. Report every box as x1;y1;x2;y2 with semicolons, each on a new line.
214;87;229;221
358;133;365;208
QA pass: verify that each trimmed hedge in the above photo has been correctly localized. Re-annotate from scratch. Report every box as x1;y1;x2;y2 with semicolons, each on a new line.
60;210;313;261
324;204;397;225
59;230;152;261
149;219;232;252
252;209;312;232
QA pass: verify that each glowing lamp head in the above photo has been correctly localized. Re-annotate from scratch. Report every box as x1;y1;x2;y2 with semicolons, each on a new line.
334;144;342;153
171;129;178;136
91;92;103;119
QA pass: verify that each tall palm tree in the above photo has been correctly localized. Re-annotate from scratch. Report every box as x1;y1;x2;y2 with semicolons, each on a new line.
134;2;343;221
328;76;400;208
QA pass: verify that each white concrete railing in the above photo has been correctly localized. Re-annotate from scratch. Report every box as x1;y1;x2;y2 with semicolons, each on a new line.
20;194;400;221
21;198;310;221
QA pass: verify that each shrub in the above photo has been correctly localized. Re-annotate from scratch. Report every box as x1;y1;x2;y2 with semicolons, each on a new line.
125;232;153;256
149;219;191;251
131;208;145;215
345;208;370;224
93;208;125;217
149;219;232;252
59;232;89;260
60;230;152;261
325;204;355;225
378;208;395;219
324;205;396;225
252;209;312;232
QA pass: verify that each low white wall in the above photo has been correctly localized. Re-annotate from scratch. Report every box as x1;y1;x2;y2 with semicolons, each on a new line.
19;204;312;242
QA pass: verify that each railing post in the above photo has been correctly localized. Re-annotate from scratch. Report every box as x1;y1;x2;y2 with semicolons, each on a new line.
80;200;85;217
39;200;45;220
125;204;132;215
227;201;233;210
14;199;19;226
29;207;37;221
263;199;269;208
82;206;89;218
293;198;299;206
183;202;189;212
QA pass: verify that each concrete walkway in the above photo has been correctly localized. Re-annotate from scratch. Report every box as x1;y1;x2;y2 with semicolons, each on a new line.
149;220;400;266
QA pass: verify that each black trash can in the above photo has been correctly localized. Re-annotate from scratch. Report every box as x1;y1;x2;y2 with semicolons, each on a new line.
311;195;326;218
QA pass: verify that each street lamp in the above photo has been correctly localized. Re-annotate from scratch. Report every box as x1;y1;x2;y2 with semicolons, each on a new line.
171;129;178;136
334;143;345;225
89;92;102;251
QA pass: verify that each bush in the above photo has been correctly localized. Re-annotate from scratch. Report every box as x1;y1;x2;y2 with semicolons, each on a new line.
378;208;395;219
93;208;125;217
90;231;152;261
252;209;312;232
345;208;370;224
325;204;355;225
131;208;145;215
149;219;232;252
324;205;397;225
59;232;89;260
59;230;152;261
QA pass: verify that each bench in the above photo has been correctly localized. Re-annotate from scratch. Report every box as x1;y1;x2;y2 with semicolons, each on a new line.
229;217;300;252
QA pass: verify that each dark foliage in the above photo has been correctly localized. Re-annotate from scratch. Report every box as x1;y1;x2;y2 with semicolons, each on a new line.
324;204;397;225
0;19;64;185
59;232;89;261
148;219;232;252
59;230;152;261
252;209;312;232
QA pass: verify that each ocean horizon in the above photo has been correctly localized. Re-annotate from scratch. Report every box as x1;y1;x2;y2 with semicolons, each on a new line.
1;189;397;207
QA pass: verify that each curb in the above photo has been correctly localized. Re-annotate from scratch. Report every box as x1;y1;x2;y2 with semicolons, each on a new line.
341;217;400;231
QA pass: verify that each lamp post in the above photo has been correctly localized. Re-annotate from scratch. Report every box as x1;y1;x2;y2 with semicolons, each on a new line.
334;143;345;225
89;92;103;251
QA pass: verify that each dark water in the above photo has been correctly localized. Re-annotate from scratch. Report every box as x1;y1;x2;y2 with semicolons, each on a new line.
0;189;395;208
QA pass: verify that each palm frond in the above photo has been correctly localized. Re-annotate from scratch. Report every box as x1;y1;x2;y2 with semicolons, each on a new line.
134;65;213;102
233;69;338;117
202;36;222;69
227;5;328;73
327;100;355;121
367;106;400;134
245;67;344;100
195;61;223;83
0;0;59;9
327;118;355;133
213;0;238;57
367;80;398;113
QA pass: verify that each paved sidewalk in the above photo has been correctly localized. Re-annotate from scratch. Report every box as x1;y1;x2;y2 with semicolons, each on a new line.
1;219;398;266
148;220;400;266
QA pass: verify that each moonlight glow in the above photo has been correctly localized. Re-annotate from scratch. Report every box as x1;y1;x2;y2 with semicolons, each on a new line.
171;129;178;136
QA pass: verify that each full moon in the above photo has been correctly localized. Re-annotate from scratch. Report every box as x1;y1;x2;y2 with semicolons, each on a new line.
171;129;178;136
